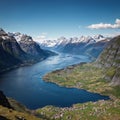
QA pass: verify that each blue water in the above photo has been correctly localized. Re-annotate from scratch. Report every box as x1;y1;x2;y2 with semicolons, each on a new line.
0;53;109;109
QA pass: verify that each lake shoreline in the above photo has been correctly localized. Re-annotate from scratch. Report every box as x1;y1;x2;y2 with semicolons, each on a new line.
0;55;53;74
43;61;113;100
43;62;114;99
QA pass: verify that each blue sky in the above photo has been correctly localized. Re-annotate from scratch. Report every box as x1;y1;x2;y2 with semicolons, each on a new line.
0;0;120;40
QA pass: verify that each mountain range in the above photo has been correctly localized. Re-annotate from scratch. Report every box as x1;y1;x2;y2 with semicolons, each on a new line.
39;34;111;58
9;32;111;59
0;28;55;73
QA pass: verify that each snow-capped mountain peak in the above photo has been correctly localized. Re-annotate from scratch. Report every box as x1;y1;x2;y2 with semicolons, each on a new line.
36;34;109;49
0;28;7;36
8;32;23;41
94;34;104;39
39;39;58;47
56;37;68;46
93;34;105;42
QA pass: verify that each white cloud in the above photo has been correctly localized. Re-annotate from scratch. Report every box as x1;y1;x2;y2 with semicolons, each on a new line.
36;33;47;40
37;35;46;39
33;33;47;43
87;19;120;29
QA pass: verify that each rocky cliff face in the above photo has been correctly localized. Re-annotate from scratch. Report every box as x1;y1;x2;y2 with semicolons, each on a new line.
19;34;56;62
0;32;27;59
19;35;48;57
0;91;12;109
0;29;24;70
96;35;120;86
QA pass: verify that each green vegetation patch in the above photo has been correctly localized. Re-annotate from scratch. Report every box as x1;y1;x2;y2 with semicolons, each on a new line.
36;99;120;120
41;62;120;120
106;67;116;78
0;105;42;120
43;63;110;94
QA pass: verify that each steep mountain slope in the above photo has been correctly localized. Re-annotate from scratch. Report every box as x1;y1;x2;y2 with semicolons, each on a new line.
96;35;120;85
0;29;56;72
0;29;25;71
0;33;27;60
19;34;53;60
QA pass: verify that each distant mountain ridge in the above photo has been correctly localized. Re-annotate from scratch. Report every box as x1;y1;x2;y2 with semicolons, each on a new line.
39;34;111;58
39;34;109;48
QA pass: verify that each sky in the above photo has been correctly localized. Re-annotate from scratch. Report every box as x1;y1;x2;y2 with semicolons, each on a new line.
0;0;120;41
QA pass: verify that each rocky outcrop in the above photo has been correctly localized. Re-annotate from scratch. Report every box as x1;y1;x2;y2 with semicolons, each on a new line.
0;91;12;108
96;35;120;86
0;91;43;120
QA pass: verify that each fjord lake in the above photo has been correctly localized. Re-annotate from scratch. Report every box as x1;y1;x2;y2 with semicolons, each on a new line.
0;53;109;109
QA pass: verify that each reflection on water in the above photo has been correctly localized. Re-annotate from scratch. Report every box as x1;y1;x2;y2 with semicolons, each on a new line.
0;53;109;109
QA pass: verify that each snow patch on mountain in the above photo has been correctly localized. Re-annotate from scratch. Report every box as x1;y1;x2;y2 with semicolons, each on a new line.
8;32;23;41
39;34;110;48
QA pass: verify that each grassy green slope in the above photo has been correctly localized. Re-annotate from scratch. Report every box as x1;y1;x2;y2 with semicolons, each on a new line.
0;105;42;120
0;92;44;120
